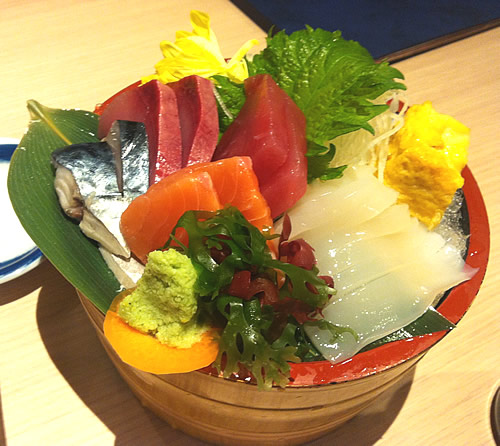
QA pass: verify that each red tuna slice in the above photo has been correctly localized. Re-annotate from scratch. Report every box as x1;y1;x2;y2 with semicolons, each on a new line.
97;80;183;185
169;75;219;167
94;81;141;116
213;74;308;219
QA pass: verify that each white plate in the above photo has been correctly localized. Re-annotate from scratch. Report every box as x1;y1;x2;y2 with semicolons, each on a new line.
0;137;44;283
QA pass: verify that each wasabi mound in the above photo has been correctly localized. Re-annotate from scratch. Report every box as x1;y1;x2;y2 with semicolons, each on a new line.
118;249;206;348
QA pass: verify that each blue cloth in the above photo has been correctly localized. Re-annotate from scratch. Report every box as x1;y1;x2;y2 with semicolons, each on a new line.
231;0;500;59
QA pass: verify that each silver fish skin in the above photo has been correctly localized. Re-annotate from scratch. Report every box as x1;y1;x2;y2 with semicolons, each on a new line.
52;141;121;199
51;121;150;258
106;120;149;197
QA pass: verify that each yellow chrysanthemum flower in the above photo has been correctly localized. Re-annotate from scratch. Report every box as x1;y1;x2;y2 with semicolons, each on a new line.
142;10;258;84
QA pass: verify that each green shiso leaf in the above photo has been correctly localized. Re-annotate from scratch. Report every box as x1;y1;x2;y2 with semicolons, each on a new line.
212;75;246;133
249;27;406;144
306;141;347;183
8;100;121;313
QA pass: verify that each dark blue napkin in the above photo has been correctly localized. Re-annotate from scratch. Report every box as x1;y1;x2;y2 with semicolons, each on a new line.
232;0;500;60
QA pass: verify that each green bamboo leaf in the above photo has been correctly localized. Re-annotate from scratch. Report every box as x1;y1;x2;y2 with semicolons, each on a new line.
359;306;455;353
8;100;121;313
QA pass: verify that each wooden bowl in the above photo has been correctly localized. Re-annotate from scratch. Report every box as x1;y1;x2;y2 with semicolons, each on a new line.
78;291;425;445
77;167;489;445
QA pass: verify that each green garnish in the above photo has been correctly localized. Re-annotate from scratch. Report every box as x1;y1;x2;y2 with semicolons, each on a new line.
304;319;358;343
165;206;331;309
164;206;335;388
249;27;406;142
213;297;299;389
212;75;246;133
306;141;348;182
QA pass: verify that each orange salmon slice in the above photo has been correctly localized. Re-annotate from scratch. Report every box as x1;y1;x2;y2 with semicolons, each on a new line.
186;156;273;232
121;171;221;263
120;156;273;263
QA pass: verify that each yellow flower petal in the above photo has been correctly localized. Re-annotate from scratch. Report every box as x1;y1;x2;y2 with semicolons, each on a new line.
229;38;260;63
225;38;259;82
142;10;258;85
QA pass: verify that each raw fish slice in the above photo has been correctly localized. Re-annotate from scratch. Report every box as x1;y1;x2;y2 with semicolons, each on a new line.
213;74;308;218
331;252;470;333
297;204;416;275
292;161;475;364
169;75;219;167
306;244;473;364
330;203;416;246
52;142;120;199
99;247;145;289
331;230;448;294
98;80;183;184
52;123;151;258
215;75;291;178
285;165;398;238
52;142;133;256
121;171;222;263
53;166;84;220
121;157;274;262
83;196;132;257
330;222;445;277
186;157;273;232
257;88;308;218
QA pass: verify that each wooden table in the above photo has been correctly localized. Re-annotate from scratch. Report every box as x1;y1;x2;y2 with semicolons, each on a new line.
0;1;498;445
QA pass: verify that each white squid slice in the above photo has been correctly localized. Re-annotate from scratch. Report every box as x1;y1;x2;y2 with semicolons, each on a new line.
305;243;474;364
284;165;399;239
280;164;475;365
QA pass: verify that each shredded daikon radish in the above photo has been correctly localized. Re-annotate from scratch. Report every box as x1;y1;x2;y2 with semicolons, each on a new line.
329;90;408;178
373;91;408;181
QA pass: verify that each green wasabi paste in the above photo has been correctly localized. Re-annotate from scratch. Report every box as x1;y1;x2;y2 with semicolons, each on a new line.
118;249;205;348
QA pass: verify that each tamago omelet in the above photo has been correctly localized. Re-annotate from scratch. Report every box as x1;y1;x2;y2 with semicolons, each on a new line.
384;101;470;229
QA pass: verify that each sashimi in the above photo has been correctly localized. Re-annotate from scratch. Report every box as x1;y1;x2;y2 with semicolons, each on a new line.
51;121;150;258
97;80;183;184
299;204;415;264
184;157;273;232
169;75;219;167
121;171;221;263
121;157;273;263
285;164;475;364
213;74;308;218
305;248;474;364
283;165;399;239
331;230;447;294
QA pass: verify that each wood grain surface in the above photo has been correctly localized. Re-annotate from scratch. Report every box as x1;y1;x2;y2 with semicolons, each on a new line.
0;2;498;445
78;291;427;445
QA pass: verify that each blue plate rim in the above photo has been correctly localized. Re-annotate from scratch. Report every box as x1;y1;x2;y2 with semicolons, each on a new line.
0;139;44;284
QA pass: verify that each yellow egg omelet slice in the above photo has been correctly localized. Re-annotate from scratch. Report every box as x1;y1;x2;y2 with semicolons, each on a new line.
384;101;470;229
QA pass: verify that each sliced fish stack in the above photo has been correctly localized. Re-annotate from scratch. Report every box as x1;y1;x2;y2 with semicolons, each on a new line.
283;165;476;364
